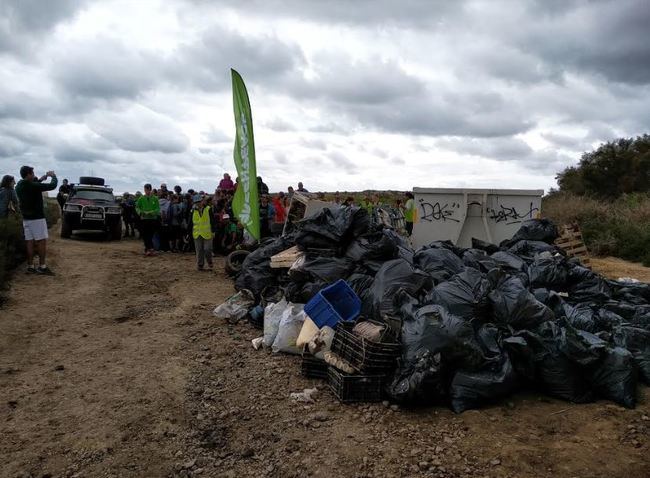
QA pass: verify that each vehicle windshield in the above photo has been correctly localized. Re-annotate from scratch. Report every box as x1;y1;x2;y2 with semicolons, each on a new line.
72;189;115;202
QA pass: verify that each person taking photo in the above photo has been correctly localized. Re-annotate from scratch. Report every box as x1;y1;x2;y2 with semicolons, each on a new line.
15;166;58;275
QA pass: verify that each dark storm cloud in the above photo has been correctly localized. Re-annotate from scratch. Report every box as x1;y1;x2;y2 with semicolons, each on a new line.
437;136;574;174
0;135;27;157
200;0;462;27
0;0;89;55
167;27;304;92
87;106;189;154
291;58;425;105
50;37;161;99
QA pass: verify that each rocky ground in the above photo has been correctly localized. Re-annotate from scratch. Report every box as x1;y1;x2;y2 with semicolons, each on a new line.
1;234;649;478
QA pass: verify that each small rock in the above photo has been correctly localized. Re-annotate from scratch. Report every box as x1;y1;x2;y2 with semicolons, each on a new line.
490;458;501;466
241;448;254;458
641;415;649;421
382;400;390;408
418;461;429;470
182;459;196;469
390;404;399;412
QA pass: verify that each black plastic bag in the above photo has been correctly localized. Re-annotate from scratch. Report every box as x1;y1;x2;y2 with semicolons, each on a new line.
347;273;375;318
594;308;624;331
386;351;446;406
400;302;485;371
291;256;355;284
508;240;559;257
610;281;650;304
285;280;328;303
369;259;432;319
471;238;500;254
565;265;611;303
509;219;559;244
591;346;637;409
612;326;650;384
426;268;492;322
461;249;487;270
528;256;570;289
345;230;398;262
490;251;526;272
560;303;598;332
235;236;295;297
521;323;598;403
487;272;554;330
413;247;464;284
295;206;369;250
450;354;519;413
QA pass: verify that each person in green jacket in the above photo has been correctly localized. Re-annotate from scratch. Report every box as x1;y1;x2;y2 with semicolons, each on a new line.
15;165;58;275
135;183;161;256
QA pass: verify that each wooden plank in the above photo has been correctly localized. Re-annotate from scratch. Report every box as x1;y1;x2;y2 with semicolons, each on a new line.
556;239;585;248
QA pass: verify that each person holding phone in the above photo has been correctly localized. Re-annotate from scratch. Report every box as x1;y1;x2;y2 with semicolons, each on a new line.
15;166;58;275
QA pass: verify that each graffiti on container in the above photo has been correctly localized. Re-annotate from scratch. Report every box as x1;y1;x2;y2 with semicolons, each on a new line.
419;200;460;222
487;202;539;225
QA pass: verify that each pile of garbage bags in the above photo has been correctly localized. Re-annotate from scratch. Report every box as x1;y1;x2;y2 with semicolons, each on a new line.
228;207;649;412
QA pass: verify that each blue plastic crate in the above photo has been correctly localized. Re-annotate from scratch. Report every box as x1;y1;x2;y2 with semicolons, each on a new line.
304;279;361;329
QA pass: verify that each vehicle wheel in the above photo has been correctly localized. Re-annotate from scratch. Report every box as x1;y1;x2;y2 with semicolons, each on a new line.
60;217;72;238
110;222;122;241
78;176;105;186
225;250;250;276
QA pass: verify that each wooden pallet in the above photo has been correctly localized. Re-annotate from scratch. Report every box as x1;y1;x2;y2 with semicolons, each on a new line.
555;223;591;266
270;245;304;269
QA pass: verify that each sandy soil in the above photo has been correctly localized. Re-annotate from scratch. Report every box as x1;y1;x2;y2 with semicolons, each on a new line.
1;234;649;478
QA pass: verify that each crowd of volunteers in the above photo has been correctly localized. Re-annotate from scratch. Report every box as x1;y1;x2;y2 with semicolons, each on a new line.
0;167;417;274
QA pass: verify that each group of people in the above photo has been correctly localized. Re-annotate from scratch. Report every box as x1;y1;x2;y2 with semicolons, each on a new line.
120;174;310;271
1;165;419;275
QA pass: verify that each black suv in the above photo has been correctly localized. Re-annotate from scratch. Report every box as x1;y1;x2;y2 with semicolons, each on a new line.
61;177;122;240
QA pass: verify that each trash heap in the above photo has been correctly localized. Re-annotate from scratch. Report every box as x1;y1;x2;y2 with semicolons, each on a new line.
215;206;650;413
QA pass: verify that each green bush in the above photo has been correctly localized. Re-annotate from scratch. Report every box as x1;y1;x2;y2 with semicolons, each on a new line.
543;191;650;266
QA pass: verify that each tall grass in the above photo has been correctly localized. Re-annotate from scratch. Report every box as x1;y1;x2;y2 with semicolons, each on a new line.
543;192;650;266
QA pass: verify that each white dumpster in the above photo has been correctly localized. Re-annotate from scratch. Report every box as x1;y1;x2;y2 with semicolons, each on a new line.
411;188;544;249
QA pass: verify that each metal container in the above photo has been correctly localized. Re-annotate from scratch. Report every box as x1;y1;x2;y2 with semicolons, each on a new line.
411;187;544;248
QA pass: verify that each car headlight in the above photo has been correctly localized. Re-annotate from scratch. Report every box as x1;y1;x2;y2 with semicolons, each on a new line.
64;204;82;212
106;207;122;214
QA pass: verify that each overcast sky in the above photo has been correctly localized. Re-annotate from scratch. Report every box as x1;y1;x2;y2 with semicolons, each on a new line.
1;0;649;194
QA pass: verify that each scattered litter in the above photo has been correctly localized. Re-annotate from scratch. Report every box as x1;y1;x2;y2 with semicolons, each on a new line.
251;337;264;350
290;387;319;403
213;289;255;322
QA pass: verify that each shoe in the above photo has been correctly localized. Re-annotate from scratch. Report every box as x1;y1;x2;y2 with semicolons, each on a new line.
26;266;37;274
36;266;55;276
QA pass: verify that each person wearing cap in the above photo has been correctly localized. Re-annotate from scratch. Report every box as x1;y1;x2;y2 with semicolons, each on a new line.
135;183;161;256
190;194;216;271
15;166;58;275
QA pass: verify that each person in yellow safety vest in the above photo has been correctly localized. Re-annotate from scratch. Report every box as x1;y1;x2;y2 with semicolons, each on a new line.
191;194;216;271
404;192;417;236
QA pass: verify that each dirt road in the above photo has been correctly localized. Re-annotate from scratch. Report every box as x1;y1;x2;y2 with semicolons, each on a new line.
1;234;649;478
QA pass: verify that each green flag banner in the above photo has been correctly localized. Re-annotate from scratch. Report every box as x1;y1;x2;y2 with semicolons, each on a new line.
231;69;260;241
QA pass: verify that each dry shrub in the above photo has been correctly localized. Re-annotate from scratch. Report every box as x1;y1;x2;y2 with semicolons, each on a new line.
543;192;650;266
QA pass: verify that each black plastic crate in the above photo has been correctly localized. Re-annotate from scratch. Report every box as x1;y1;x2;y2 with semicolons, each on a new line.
327;366;383;403
301;354;329;379
331;321;401;374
